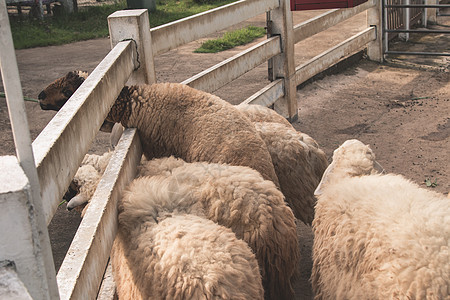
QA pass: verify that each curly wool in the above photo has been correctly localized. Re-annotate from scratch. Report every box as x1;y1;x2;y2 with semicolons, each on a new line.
237;104;328;224
135;156;300;300
312;139;450;300
112;211;264;300
106;83;279;187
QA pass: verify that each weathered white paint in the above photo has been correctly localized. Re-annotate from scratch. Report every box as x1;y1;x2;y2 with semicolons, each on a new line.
0;3;59;298
293;0;376;44
182;36;281;93
108;10;156;85
57;129;142;300
33;41;135;226
97;262;116;300
241;79;284;107
0;261;33;300
268;0;297;120
0;157;56;300
295;27;376;85
367;0;383;62
150;0;279;55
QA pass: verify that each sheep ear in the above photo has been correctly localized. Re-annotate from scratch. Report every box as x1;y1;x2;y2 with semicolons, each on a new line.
110;123;125;149
314;161;335;196
66;194;89;211
373;160;385;174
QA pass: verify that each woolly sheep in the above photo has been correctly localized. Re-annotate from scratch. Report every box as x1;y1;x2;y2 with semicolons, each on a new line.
112;189;264;300
237;103;328;224
135;156;299;300
65;151;113;215
37;73;280;186
68;155;299;300
311;139;450;300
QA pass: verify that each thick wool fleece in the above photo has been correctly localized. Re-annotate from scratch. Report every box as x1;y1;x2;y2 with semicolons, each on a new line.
112;212;264;300
312;140;450;300
106;83;279;186
236;103;292;126
254;121;328;225
135;157;300;300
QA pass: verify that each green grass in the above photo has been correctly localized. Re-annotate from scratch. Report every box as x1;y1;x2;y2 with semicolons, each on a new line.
9;0;235;49
194;26;266;53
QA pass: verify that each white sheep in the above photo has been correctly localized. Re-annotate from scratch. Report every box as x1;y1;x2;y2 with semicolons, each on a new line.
237;103;328;224
65;151;113;215
312;139;450;300
68;155;300;300
136;156;300;300
112;194;264;300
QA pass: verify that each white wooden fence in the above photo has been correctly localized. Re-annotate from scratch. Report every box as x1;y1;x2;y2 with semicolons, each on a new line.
0;0;382;298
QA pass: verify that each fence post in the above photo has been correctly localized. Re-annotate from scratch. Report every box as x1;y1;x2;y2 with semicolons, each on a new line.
367;0;384;62
267;0;297;122
0;3;59;299
425;0;437;25
108;9;156;85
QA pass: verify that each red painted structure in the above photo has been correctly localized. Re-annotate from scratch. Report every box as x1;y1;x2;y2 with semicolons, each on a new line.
290;0;367;10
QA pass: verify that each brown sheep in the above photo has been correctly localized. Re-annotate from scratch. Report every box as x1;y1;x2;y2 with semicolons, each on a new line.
38;73;279;187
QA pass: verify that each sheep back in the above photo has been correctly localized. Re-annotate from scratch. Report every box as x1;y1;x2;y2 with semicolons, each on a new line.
236;103;292;127
112;212;264;300
312;173;450;300
130;157;299;300
106;83;280;186
253;121;327;224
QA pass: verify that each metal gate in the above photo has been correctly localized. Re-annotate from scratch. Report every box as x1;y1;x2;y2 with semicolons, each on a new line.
383;0;450;56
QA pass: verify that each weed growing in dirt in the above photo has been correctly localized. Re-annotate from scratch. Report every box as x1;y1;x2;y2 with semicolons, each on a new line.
194;26;266;53
424;177;438;188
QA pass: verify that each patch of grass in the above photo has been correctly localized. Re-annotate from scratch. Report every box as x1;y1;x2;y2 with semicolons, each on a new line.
9;0;235;49
194;26;266;53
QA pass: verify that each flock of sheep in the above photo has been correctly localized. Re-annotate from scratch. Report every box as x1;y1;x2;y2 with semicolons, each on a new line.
38;71;449;300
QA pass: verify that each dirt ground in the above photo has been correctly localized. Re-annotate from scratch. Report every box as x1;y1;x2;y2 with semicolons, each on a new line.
1;8;449;299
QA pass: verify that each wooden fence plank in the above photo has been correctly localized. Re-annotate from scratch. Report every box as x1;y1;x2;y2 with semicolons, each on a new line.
151;0;279;55
182;36;281;93
33;41;135;225
56;128;142;300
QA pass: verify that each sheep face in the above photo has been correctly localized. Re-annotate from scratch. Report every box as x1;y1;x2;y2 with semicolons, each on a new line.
315;139;384;196
38;71;87;111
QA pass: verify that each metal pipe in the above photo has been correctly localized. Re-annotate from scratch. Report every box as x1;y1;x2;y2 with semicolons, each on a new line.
385;4;450;8
386;51;450;56
385;29;450;33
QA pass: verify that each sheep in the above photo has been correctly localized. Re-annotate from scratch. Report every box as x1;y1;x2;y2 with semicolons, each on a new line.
237;103;328;224
311;139;450;300
112;194;264;300
37;73;280;186
135;156;300;300
68;155;299;300
65;151;113;215
38;70;88;110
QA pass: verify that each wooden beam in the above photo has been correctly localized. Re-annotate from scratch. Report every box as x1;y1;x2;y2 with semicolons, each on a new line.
151;0;279;55
294;27;376;86
57;129;142;300
293;0;376;44
33;41;135;225
182;36;281;93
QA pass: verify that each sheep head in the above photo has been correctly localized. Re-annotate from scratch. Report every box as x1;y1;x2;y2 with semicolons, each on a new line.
315;139;384;196
38;71;88;111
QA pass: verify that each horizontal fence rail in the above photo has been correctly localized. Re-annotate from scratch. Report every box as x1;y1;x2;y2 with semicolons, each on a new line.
293;0;376;43
150;0;279;55
295;27;376;85
32;41;136;225
242;79;284;106
182;36;281;92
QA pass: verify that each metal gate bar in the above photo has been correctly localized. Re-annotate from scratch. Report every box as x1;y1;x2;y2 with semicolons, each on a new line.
383;0;450;56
